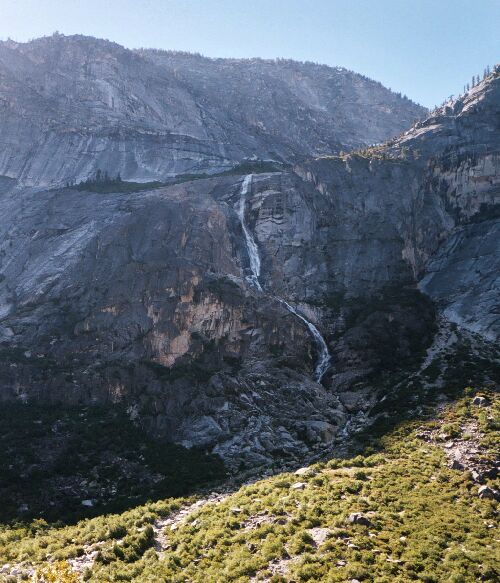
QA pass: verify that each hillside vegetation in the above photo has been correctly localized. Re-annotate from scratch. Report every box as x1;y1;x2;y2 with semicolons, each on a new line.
1;390;498;582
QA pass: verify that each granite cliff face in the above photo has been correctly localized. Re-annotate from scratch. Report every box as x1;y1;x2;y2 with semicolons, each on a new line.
298;71;500;341
0;34;425;187
0;38;498;469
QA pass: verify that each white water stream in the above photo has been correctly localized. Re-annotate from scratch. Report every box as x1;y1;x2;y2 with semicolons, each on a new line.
237;174;263;291
236;174;331;382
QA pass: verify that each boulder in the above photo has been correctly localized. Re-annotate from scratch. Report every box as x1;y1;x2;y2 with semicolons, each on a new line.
478;485;500;501
472;396;490;407
294;467;314;476
347;512;372;526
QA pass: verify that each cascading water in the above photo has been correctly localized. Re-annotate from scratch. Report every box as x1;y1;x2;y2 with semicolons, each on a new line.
237;174;262;292
277;298;331;382
236;174;331;382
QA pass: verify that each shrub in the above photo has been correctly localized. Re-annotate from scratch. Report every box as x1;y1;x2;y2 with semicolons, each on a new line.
441;423;461;438
34;561;79;583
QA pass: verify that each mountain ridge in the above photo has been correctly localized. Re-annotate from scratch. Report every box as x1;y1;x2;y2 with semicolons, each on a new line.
0;33;426;187
0;30;498;583
0;66;497;472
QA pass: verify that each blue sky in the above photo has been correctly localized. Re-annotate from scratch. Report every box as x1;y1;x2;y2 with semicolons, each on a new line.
1;0;498;107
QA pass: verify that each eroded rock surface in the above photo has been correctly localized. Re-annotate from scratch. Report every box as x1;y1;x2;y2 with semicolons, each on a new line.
0;53;498;469
0;34;425;188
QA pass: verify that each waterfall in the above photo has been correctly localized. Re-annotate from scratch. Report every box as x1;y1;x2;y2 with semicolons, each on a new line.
237;174;262;291
277;299;331;382
236;174;331;382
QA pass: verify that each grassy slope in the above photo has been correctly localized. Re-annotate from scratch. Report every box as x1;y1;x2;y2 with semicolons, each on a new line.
1;390;498;582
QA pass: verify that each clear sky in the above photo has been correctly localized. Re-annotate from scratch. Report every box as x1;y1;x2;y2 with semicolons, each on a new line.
1;0;498;107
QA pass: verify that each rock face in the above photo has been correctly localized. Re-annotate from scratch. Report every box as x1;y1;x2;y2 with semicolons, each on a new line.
0;177;346;468
297;69;500;343
0;34;425;187
420;219;498;339
0;41;498;469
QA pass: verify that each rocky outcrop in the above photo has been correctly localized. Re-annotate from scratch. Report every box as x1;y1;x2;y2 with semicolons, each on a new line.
0;176;347;468
0;34;425;187
420;219;499;340
297;69;500;340
0;48;498;469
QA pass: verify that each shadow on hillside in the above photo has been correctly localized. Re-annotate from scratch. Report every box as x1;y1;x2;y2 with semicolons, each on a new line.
2;332;498;526
0;403;226;526
347;340;499;457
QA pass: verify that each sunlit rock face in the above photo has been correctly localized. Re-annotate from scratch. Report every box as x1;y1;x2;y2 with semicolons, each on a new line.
297;69;500;341
0;34;425;187
0;39;498;469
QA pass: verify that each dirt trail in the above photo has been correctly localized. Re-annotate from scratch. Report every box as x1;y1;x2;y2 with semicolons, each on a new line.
153;492;230;554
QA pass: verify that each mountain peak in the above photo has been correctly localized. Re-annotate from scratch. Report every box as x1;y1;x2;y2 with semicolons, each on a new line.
0;35;426;188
